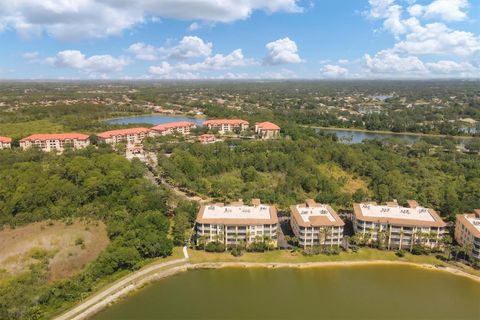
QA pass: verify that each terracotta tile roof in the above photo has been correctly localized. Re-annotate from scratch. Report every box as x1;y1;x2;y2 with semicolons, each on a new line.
204;119;249;126
255;121;280;130
196;201;278;226
353;202;446;228
150;121;196;132
456;212;480;238
198;134;216;141
0;136;12;143
97;127;151;139
290;200;345;228
20;133;89;142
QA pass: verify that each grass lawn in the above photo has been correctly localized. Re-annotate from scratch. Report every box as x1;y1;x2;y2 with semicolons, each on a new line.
0;120;65;139
188;247;444;265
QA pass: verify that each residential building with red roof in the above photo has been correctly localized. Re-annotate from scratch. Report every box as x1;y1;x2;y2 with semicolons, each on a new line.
150;121;196;136
290;199;345;249
255;121;280;139
97;127;152;145
20;133;90;152
198;134;216;144
455;210;480;260
0;136;12;150
203;119;249;134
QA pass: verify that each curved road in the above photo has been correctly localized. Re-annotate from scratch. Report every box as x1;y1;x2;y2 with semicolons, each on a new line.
55;248;189;320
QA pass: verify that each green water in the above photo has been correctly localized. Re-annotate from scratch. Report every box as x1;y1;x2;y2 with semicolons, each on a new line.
93;265;480;320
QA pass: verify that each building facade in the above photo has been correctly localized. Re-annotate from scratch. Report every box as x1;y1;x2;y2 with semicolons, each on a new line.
150;121;196;136
203;119;249;134
20;133;90;152
290;199;344;249
195;199;278;247
353;200;447;250
255;122;281;139
455;210;480;260
0;136;12;149
97;127;152;145
198;134;216;144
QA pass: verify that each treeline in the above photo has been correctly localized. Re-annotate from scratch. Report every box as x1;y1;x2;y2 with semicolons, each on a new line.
0;147;191;319
159;128;480;219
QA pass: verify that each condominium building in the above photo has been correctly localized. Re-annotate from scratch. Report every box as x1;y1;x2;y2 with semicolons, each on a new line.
150;121;196;136
97;127;152;145
198;134;216;144
455;210;480;260
353;200;447;250
195;199;278;247
0;136;12;149
290;199;344;248
255;122;281;139
20;133;90;152
203;119;249;134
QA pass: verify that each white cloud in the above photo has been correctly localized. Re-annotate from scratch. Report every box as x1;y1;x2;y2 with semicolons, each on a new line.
321;64;349;77
393;22;480;56
126;42;159;61
407;4;424;17
363;50;427;75
263;37;302;65
22;51;39;62
0;0;302;40
187;22;200;31
166;36;212;59
337;59;349;65
422;0;469;21
148;48;253;78
46;50;129;74
425;60;476;74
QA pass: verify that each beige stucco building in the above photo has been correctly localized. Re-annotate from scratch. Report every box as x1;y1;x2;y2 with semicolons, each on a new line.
20;133;90;152
97;127;152;145
150;121;196;136
353;200;447;250
255;122;281;139
0;136;12;149
203;119;249;134
195;199;278;247
455;210;480;260
290;199;345;249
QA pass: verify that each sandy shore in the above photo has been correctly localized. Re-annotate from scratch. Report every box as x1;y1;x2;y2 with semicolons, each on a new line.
56;259;480;320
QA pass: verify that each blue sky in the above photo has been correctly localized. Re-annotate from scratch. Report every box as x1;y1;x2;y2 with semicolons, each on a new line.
0;0;479;79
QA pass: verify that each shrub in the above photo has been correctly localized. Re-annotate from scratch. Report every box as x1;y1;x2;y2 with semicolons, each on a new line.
411;245;428;255
230;246;243;257
205;241;226;252
75;237;84;246
395;249;405;257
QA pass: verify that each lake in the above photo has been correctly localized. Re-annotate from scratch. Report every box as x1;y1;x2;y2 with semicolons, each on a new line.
93;265;480;320
108;115;205;126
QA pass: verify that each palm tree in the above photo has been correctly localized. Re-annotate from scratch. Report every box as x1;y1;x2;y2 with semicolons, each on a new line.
319;227;327;247
399;230;405;251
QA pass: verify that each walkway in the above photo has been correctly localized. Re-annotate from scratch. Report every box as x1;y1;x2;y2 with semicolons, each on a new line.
54;257;188;320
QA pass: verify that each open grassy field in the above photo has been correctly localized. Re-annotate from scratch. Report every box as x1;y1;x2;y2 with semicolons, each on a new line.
0;219;109;283
0;119;65;139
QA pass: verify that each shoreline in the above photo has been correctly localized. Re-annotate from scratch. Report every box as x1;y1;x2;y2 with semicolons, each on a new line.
309;125;475;140
61;259;480;320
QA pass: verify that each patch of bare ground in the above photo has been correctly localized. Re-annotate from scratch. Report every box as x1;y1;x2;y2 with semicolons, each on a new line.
0;219;109;282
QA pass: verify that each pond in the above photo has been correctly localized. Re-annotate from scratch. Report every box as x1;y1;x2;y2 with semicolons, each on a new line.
93;265;480;320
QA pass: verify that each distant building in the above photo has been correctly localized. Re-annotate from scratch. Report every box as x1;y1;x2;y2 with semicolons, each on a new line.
353;200;447;250
150;121;196;136
198;133;216;144
255;122;280;139
0;136;12;149
203;119;249;134
195;199;278;247
20;133;90;152
455;210;480;260
290;199;344;249
97;127;151;145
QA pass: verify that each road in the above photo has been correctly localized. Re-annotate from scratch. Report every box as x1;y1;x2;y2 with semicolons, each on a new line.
55;248;190;320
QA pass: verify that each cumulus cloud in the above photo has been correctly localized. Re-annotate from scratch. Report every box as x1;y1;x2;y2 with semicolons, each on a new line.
425;60;476;74
263;37;302;65
187;22;200;31
422;0;469;21
126;42;159;61
363;50;427;75
148;48;253;78
0;0;302;40
321;64;349;78
166;36;212;59
46;50;129;74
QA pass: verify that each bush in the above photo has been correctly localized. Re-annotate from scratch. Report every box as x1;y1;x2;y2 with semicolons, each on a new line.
75;237;85;246
395;249;405;257
230;246;243;257
205;241;226;252
411;245;428;255
247;241;269;252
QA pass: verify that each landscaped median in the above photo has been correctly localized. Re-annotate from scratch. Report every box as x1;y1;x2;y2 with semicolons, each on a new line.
55;247;480;320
